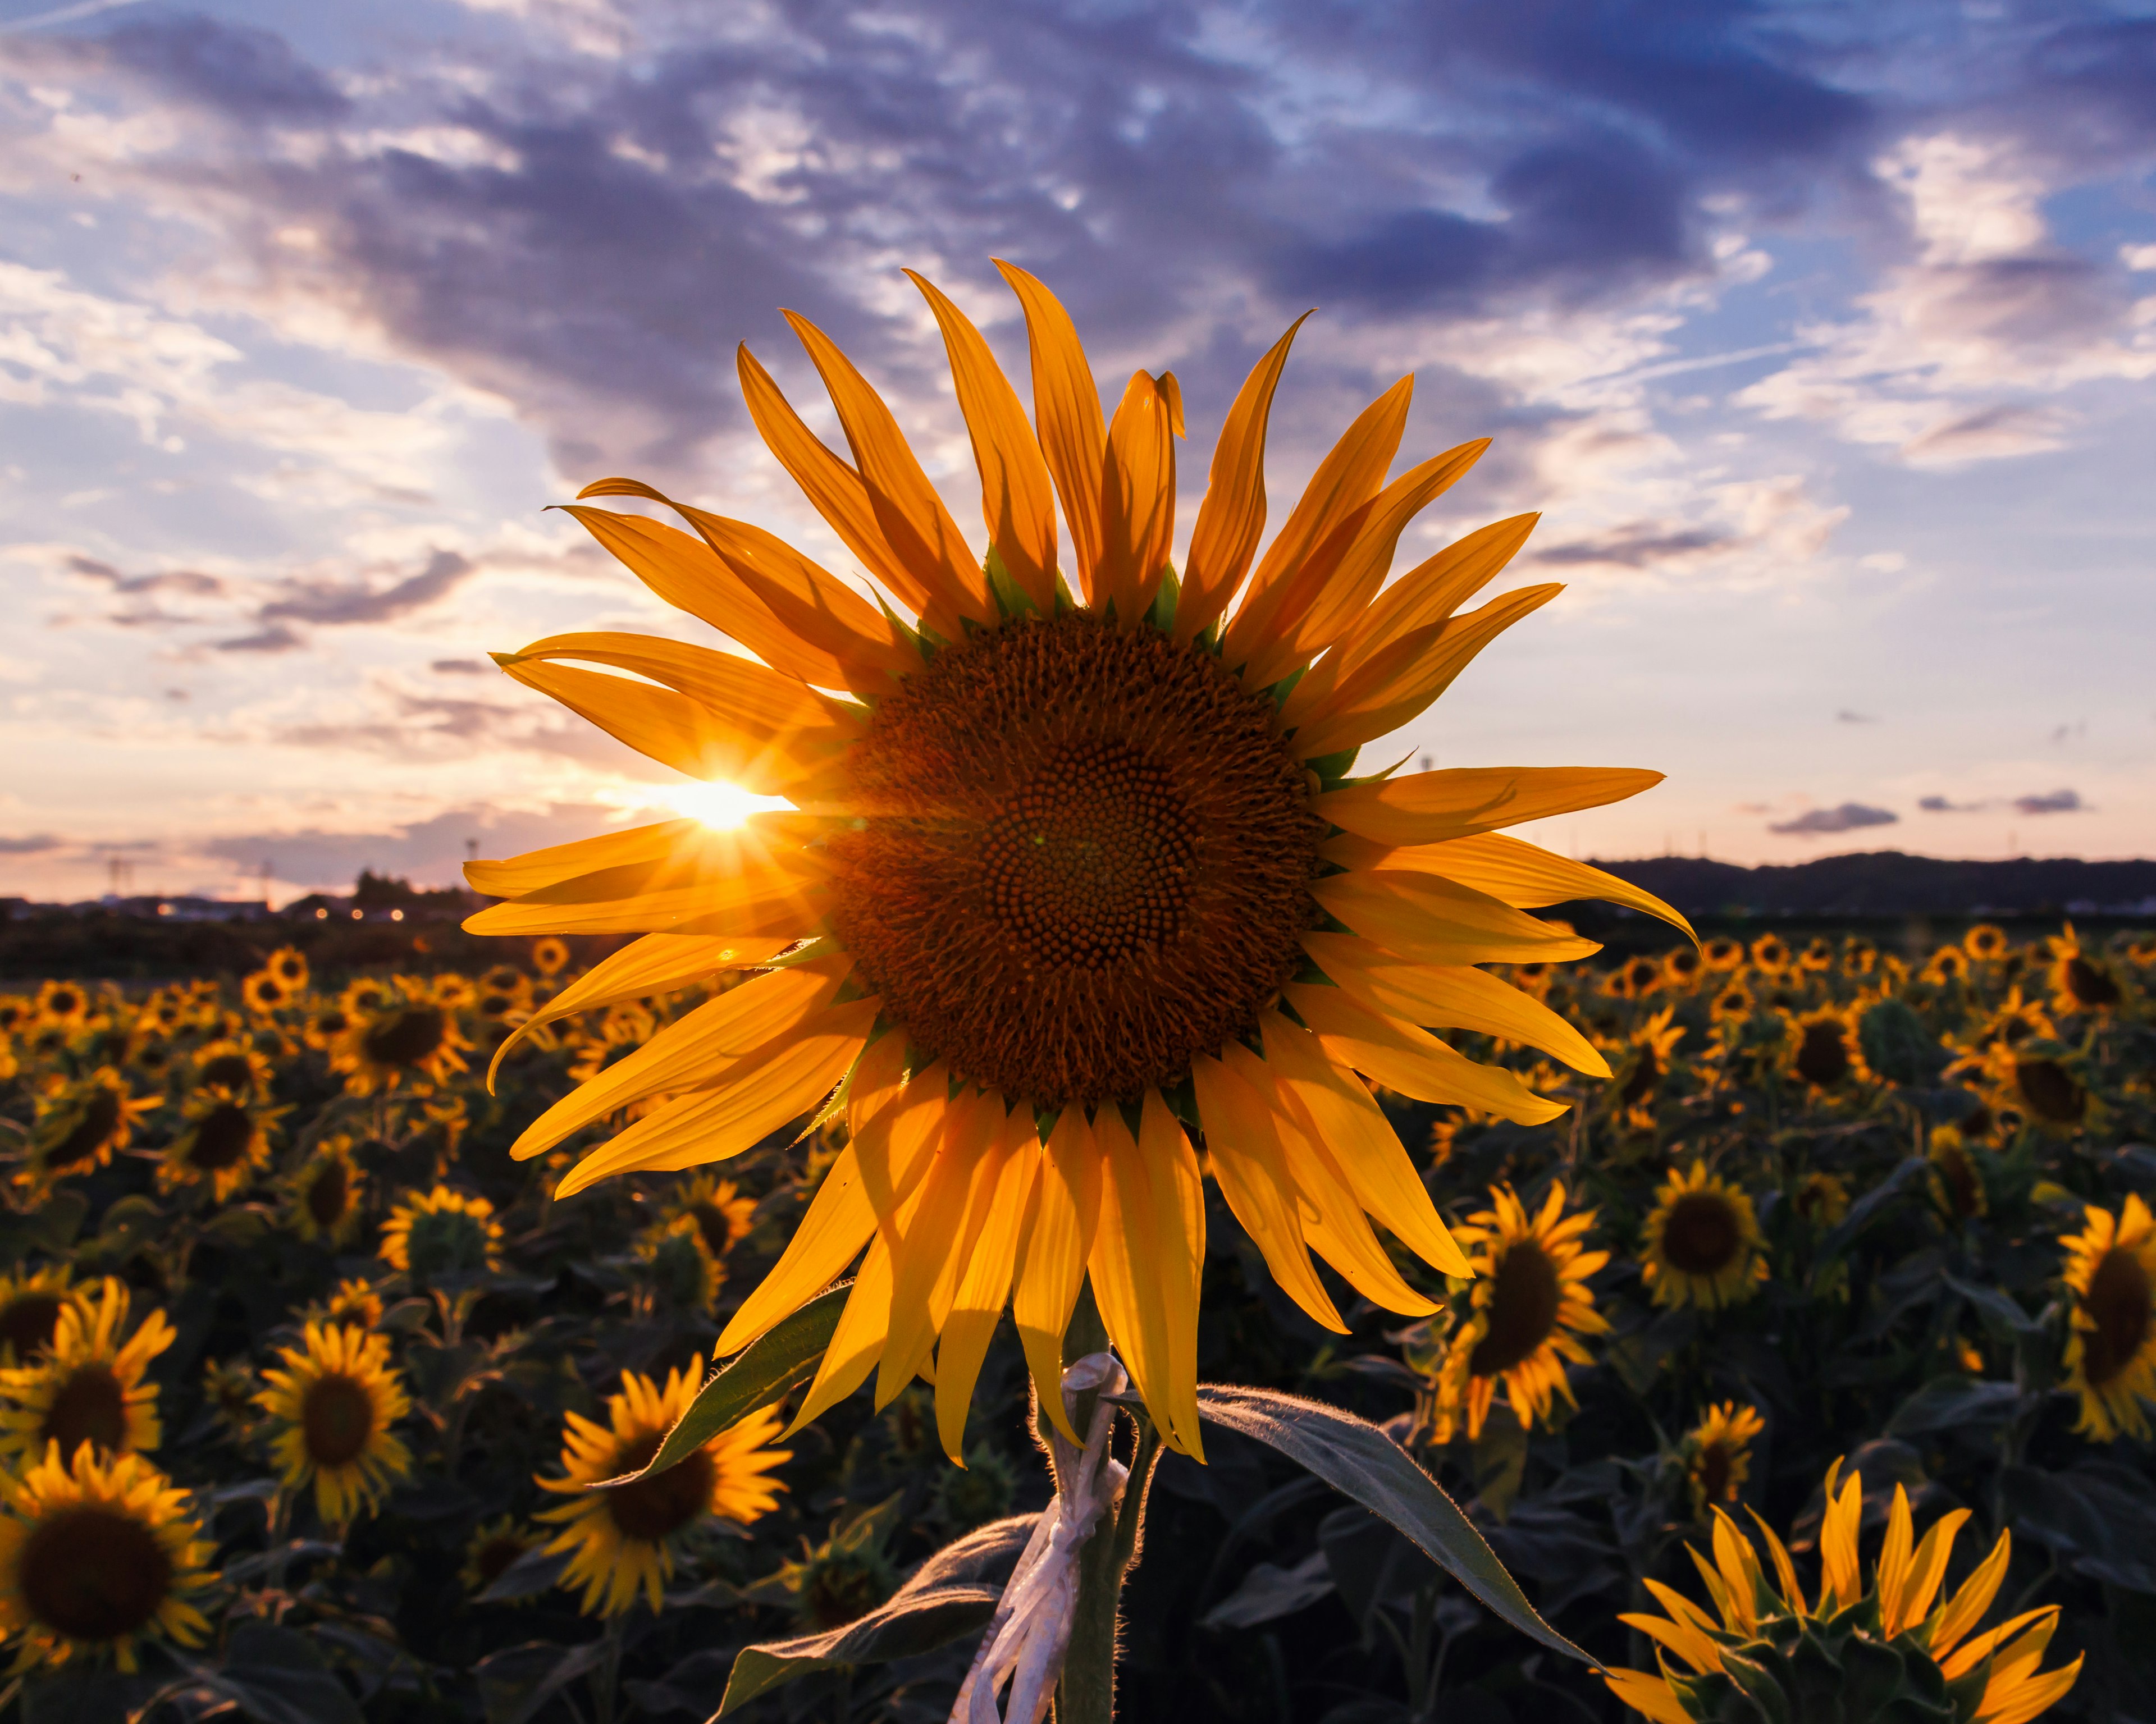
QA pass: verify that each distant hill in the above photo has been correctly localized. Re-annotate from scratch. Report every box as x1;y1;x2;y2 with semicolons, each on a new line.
1591;852;2156;920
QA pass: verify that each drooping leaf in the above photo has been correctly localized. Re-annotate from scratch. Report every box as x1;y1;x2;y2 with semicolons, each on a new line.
1201;1552;1335;1630
2003;1463;2156;1594
1886;1374;2023;1438
1194;1384;1593;1665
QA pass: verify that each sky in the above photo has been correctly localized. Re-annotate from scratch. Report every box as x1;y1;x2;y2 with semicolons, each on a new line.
1;0;2152;903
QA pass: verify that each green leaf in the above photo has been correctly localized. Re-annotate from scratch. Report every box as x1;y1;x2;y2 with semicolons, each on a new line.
1885;1374;2022;1438
1194;1384;1593;1666
609;1283;849;1484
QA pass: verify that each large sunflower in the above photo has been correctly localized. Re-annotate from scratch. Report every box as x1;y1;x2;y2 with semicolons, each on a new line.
467;268;1680;1457
2046;923;2122;1017
1428;1182;1606;1442
0;1279;174;1465
2059;1194;2156;1441
1607;1464;2080;1724
24;1068;154;1187
255;1321;413;1525
537;1364;789;1616
157;1085;289;1202
1641;1164;1768;1313
0;1442;213;1673
330;977;472;1095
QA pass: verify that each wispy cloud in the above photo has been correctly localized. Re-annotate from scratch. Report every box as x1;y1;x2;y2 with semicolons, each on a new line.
1770;803;1898;836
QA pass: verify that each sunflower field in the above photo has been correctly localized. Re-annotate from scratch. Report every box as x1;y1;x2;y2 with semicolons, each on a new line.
0;916;2146;1724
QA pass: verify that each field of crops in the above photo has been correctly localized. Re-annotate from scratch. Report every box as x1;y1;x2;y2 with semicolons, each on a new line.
0;920;2150;1723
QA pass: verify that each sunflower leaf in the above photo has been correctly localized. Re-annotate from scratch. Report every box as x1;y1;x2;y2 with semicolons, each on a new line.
1194;1383;1595;1666
609;1282;850;1485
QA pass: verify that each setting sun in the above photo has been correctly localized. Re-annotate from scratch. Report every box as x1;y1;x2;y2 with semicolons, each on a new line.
657;781;792;830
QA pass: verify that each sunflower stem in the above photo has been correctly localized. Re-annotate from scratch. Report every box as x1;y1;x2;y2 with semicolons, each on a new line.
1057;1414;1162;1724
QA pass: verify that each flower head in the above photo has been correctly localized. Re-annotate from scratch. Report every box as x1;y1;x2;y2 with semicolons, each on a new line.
284;1136;367;1246
2059;1195;2156;1441
255;1322;412;1525
331;976;471;1095
0;1267;86;1368
0;1279;173;1466
25;1069;153;1186
158;1085;288;1202
1641;1164;1767;1312
1679;1401;1764;1520
378;1186;503;1280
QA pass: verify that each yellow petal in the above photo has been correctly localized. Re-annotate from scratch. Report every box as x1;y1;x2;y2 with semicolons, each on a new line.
935;1108;1042;1461
1821;1468;1863;1613
1313;869;1603;966
1141;1090;1206;1457
1257;1012;1471;1278
1324;830;1693;942
1930;1529;2011;1657
1192;1053;1346;1330
1283;982;1567;1123
1604;1667;1696;1724
856;1060;953;1251
1747;1508;1807;1616
1088;1099;1206;1457
713;1144;876;1355
1893;1508;1968;1637
1013;1106;1102;1444
788;1236;894;1431
1097;369;1177;620
1177;315;1309;644
995;259;1106;595
877;1090;999;1406
1979;1652;2082;1724
460;845;830;939
1303;933;1611;1077
1315;765;1666;848
1620;1611;1724;1678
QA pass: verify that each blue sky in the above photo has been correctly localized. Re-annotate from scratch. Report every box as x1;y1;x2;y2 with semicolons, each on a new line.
2;0;2152;900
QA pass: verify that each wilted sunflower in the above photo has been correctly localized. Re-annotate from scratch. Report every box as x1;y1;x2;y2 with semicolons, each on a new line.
1679;1401;1764;1520
1606;1464;2080;1724
1927;1126;1988;1221
0;1267;84;1367
0;1279;174;1465
2046;924;2122;1016
1428;1182;1606;1442
158;1085;289;1202
530;936;571;978
1964;923;2009;962
256;1321;413;1525
2059;1194;2156;1442
25;1068;154;1186
284;1137;367;1246
1786;1005;1871;1092
0;1442;213;1673
1641;1164;1767;1312
469;266;1679;1457
537;1365;789;1616
378;1186;503;1280
299;1278;387;1332
239;967;295;1016
331;977;472;1095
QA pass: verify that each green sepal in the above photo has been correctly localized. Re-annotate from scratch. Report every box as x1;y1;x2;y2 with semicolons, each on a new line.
1304;747;1363;788
1148;562;1181;634
984;546;1038;620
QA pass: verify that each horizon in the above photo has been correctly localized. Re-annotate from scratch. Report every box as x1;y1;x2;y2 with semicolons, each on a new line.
3;1;2152;901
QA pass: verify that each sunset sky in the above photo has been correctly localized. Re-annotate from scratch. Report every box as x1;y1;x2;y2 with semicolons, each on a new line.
3;0;2152;903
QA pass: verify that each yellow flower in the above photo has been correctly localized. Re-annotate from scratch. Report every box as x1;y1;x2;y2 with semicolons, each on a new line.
378;1186;504;1279
1641;1164;1767;1312
468;267;1679;1458
0;1266;85;1367
239;967;296;1016
1921;944;1971;987
0;995;32;1037
1970;987;2055;1055
462;1515;542;1597
1701;936;1744;971
1707;981;1753;1027
255;1322;413;1525
473;965;532;1027
660;1171;758;1260
538;1364;788;1617
264;946;310;991
301;1003;349;1052
1748;934;1790;975
1786;1005;1871;1092
2059;1195;2156;1441
1797;938;1834;973
330;976;472;1095
0;1279;174;1465
1964;923;2009;962
1928;1126;1988;1220
637;1214;728;1315
531;936;571;977
1428;1183;1606;1442
25;1068;154;1186
1790;1170;1850;1228
2047;923;2122;1016
1662;945;1705;990
0;1442;213;1673
284;1137;367;1246
1607;1462;2080;1724
1611;1006;1686;1118
186;1035;276;1097
1679;1401;1764;1519
34;981;88;1030
158;1085;289;1202
299;1278;387;1332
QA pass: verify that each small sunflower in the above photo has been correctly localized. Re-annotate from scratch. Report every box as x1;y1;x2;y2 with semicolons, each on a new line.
637;1214;728;1315
660;1172;759;1260
1748;934;1790;975
2059;1195;2156;1441
1796;938;1834;974
1707;981;1753;1027
126;1028;177;1085
1790;1170;1850;1229
472;966;532;1030
301;1004;349;1052
158;1085;289;1202
0;1268;85;1368
1641;1164;1767;1312
1786;1005;1871;1092
34;981;88;1030
1921;945;1970;987
0;995;32;1036
299;1278;387;1332
1606;1462;2081;1724
531;936;571;978
239;968;295;1016
1679;1401;1764;1520
537;1365;789;1616
255;1322;413;1525
378;1186;504;1280
1927;1126;1988;1221
0;1441;213;1673
199;1358;261;1441
1662;946;1704;990
0;1279;174;1465
24;1069;154;1186
283;1137;367;1247
1701;936;1744;972
1840;940;1879;978
331;977;472;1095
264;946;310;991
186;1036;276;1098
1611;1007;1686;1118
462;1516;542;1597
1964;923;2009;963
430;971;479;1013
2047;924;2122;1017
1970;988;2055;1055
1428;1183;1606;1442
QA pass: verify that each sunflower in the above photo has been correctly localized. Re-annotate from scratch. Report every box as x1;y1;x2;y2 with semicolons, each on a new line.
1748;934;1790;975
1928;1126;1988;1221
1701;936;1744;972
467;266;1679;1457
127;1027;177;1086
0;1442;213;1673
1707;981;1753;1027
299;1278;387;1332
239;967;296;1016
1993;1046;2086;1131
1786;1005;1871;1092
0;1279;174;1465
1606;1462;2080;1724
263;946;310;990
378;1186;503;1280
186;1036;275;1098
1790;1170;1850;1228
531;936;571;978
2059;1195;2156;1441
24;1068;154;1186
537;1364;789;1616
199;1357;261;1441
34;981;88;1030
331;977;472;1095
564;1000;657;1085
1969;988;2055;1055
301;1004;349;1052
1840;940;1880;978
472;966;532;1029
0;995;31;1036
0;1268;88;1372
1964;923;2009;963
660;1171;759;1260
1921;945;1970;987
1427;1182;1606;1442
284;1137;367;1246
1796;938;1834;975
157;1085;289;1202
431;971;479;1013
1641;1164;1767;1312
1679;1401;1764;1520
255;1322;413;1525
2047;924;2122;1016
462;1516;542;1597
1662;945;1704;990
1611;1007;1686;1118
637;1214;728;1315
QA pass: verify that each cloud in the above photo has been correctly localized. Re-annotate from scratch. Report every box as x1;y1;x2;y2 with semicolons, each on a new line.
431;658;486;674
214;624;305;653
1920;794;1983;812
1769;803;1898;835
1836;710;1878;724
0;834;63;854
65;555;225;598
198;801;644;891
257;551;472;629
1528;525;1733;569
2013;788;2084;815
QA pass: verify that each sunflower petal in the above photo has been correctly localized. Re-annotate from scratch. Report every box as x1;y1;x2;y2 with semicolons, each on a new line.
711;1145;876;1355
1603;1666;1695;1724
1192;1053;1346;1330
1315;765;1666;848
1313;869;1603;965
935;1108;1042;1461
1929;1530;2011;1656
1324;831;1693;941
878;1090;999;1406
788;1237;894;1431
1013;1106;1101;1444
1283;982;1568;1123
995;259;1107;596
1097;369;1179;621
1089;1100;1205;1457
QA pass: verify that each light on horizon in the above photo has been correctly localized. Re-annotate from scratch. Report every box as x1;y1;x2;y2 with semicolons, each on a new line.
660;780;792;830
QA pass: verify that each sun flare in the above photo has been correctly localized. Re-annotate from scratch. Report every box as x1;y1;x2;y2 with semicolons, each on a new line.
658;780;793;830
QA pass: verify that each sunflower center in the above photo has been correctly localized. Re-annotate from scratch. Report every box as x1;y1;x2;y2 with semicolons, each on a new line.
604;1431;716;1542
302;1373;378;1467
48;989;81;1017
1936;1147;1980;1218
1661;1193;1741;1276
1796;1022;1851;1087
1697;1440;1733;1505
255;979;285;1005
2064;956;2119;1009
0;1294;66;1361
2083;1247;2152;1388
19;1505;171;1642
471;1530;531;1588
828;612;1322;1106
363;1008;447;1068
405;1209;491;1278
2013;1058;2084;1124
307;1159;351;1228
44;1365;127;1458
188;1104;255;1172
197;1053;253;1090
687;1202;734;1259
1469;1242;1564;1374
51;1090;122;1170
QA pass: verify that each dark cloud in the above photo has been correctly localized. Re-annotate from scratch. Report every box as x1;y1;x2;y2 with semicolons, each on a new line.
199;802;643;893
1529;524;1733;568
214;624;305;654
1836;710;1877;724
259;550;472;628
1770;803;1897;835
96;12;348;122
431;659;486;674
2015;788;2084;815
1919;794;1982;812
0;835;63;854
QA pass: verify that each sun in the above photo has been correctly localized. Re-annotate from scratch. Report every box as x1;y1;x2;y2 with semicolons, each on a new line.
657;780;792;829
